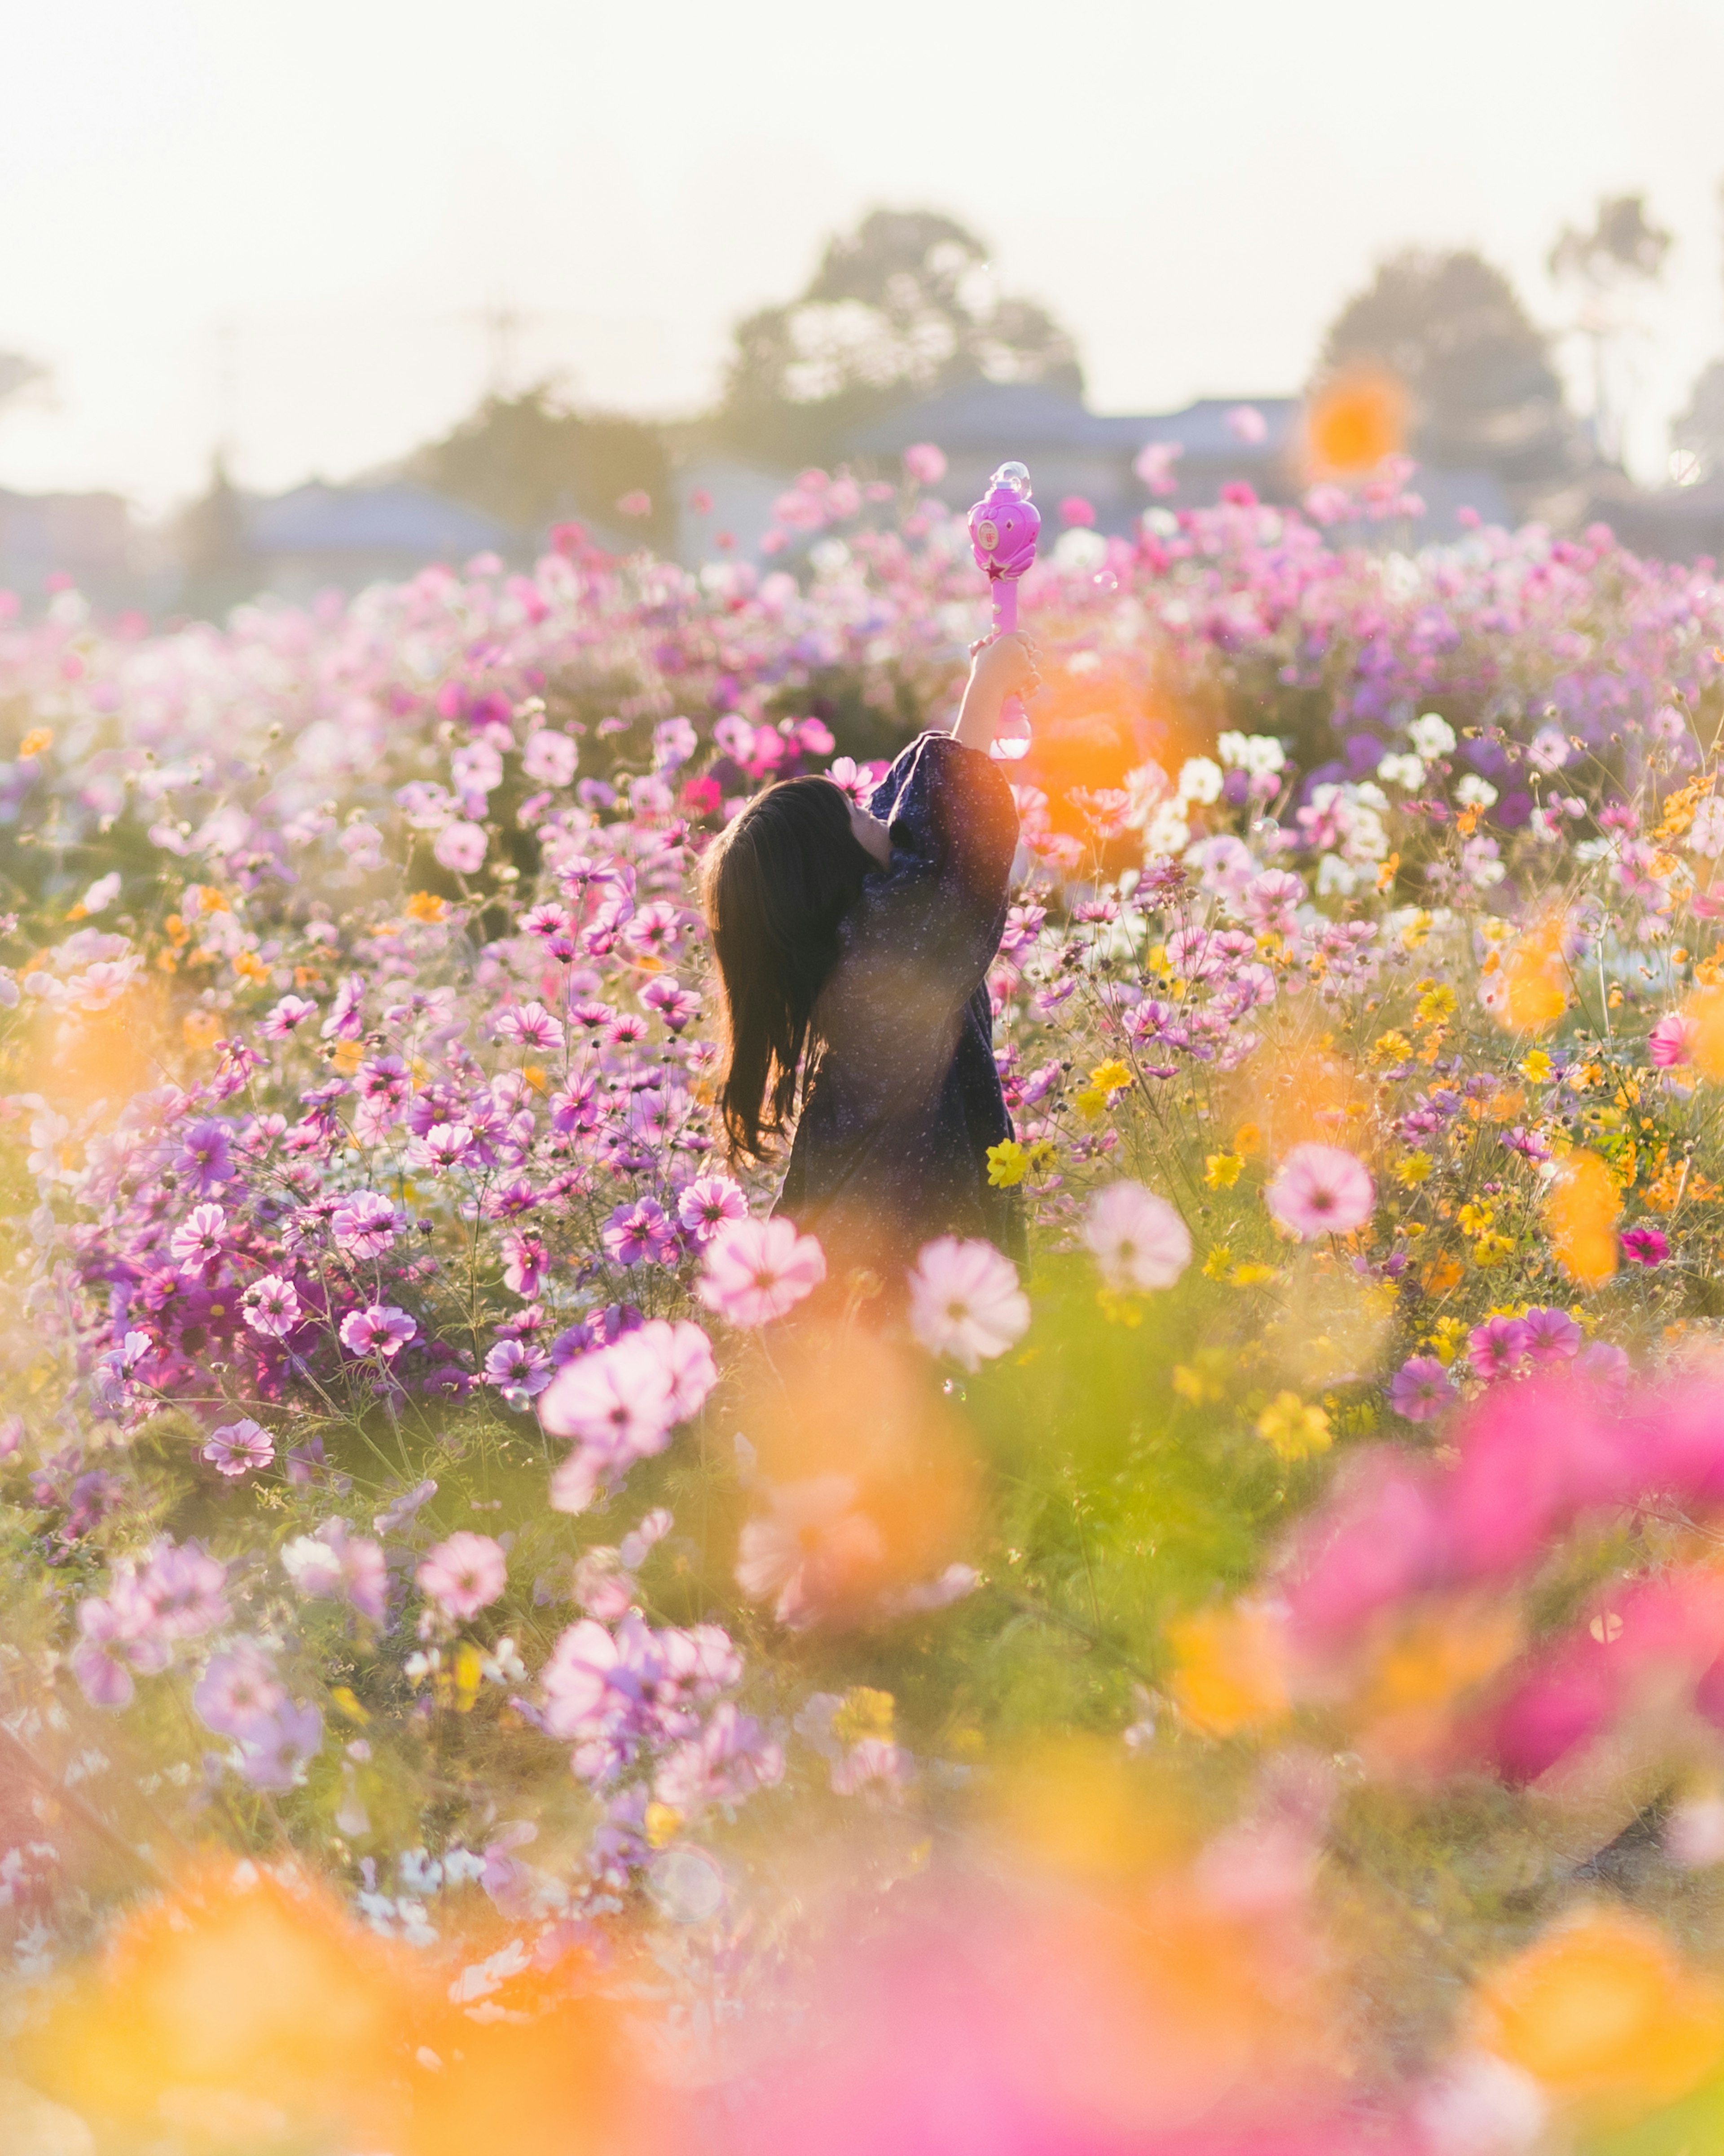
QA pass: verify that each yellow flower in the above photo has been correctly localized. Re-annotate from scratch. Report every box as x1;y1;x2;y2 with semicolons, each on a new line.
1457;1202;1495;1236
1256;1391;1332;1462
1415;980;1457;1026
1096;1287;1144;1327
1202;1244;1233;1281
832;1687;895;1745
1172;1354;1226;1404
1369;1030;1412;1066
1204;1151;1244;1190
1089;1058;1132;1095
644;1802;683;1849
1472;1231;1515;1268
1426;1316;1468;1366
1519;1048;1554;1084
987;1139;1029;1188
1395;1153;1434;1187
405;891;448;923
1229;1261;1278;1287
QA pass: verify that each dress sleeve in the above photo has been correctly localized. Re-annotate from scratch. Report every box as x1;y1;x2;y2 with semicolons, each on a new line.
861;731;1020;1002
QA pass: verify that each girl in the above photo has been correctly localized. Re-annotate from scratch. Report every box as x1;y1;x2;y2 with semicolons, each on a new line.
701;633;1040;1287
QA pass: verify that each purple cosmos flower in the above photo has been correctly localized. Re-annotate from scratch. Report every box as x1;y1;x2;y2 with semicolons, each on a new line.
1388;1355;1458;1423
496;1000;565;1049
140;1539;230;1640
174;1119;233;1197
237;1700;324;1790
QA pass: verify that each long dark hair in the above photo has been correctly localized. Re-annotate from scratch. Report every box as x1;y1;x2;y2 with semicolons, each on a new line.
700;776;876;1160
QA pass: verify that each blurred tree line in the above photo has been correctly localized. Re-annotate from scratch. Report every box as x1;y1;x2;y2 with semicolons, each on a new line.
173;189;1724;555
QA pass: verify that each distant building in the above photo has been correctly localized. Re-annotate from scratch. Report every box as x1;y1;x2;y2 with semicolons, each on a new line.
0;488;140;607
240;479;515;600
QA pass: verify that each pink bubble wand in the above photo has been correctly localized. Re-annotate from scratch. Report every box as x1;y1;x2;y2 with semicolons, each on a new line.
966;459;1041;760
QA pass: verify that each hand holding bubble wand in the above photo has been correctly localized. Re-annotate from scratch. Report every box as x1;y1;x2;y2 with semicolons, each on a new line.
966;460;1041;760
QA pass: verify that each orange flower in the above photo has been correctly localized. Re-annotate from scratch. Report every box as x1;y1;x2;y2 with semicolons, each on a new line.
1303;370;1408;477
1684;982;1724;1080
1488;915;1569;1034
1472;1909;1724;2117
1167;1602;1291;1737
1544;1149;1620;1287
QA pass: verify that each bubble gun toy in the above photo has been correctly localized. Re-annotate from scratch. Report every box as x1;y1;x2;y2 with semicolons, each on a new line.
966;459;1040;759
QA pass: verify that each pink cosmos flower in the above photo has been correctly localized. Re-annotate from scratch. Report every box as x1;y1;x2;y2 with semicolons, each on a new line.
242;1273;301;1337
339;1304;417;1358
484;1337;553;1395
906;1237;1030;1371
237;1700;323;1791
735;1475;884;1629
1388;1356;1458;1423
602;1197;678;1267
696;1216;826;1327
140;1539;229;1640
201;1419;273;1477
653;1701;784;1816
1622;1223;1670;1266
259;994;317;1038
501;1230;548;1297
330;1190;401;1259
71;1578;170;1709
1520;1306;1583;1364
1468;1314;1530;1381
1082;1182;1192;1292
497;999;565;1049
409;1120;475;1171
1264;1144;1375;1239
540;1617;642;1742
904;442;947;487
417;1531;507;1619
635;1318;719;1422
541;1332;676;1452
1649;1013;1692;1068
676;1173;748;1244
170;1202;228;1274
281;1520;387;1623
433;820;488;874
194;1640;285;1740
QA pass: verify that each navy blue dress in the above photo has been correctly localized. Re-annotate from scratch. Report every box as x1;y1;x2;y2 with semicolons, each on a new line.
774;731;1024;1274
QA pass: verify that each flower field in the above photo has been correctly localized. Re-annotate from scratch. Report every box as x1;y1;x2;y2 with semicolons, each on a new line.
10;462;1724;2150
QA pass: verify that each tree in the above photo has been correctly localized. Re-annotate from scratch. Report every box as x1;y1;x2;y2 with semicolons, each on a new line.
712;209;1083;468
0;352;45;410
1316;250;1581;492
1672;360;1724;483
1549;194;1673;464
408;389;673;550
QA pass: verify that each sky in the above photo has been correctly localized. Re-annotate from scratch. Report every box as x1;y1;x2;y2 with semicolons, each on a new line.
2;0;1724;511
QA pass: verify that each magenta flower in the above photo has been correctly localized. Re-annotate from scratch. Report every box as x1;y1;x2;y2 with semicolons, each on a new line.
417;1531;507;1619
903;442;947;487
1467;1314;1531;1381
201;1419;273;1477
696;1217;827;1327
331;1191;401;1259
242;1273;301;1337
170;1202;229;1275
70;1578;170;1709
1265;1144;1375;1239
1082;1182;1192;1292
1388;1355;1459;1423
501;1230;548;1297
676;1173;748;1245
484;1336;553;1395
259;993;317;1038
1622;1224;1670;1267
906;1237;1030;1371
339;1304;418;1358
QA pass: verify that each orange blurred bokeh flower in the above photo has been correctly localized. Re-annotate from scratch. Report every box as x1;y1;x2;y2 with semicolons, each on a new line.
1303;369;1408;478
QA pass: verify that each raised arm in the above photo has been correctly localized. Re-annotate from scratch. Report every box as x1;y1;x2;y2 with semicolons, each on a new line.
950;632;1042;754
